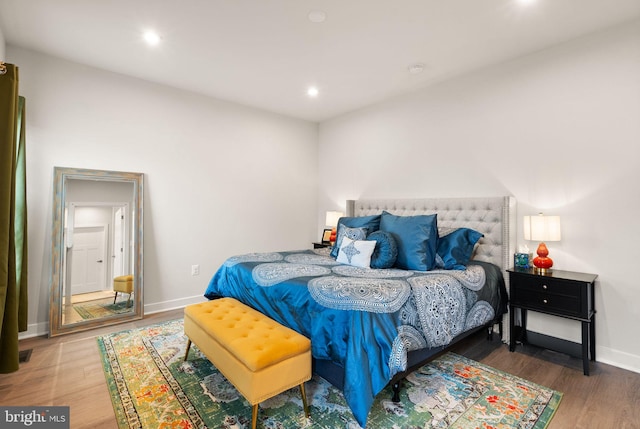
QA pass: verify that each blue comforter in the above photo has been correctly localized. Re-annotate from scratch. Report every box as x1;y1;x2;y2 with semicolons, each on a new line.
204;249;506;428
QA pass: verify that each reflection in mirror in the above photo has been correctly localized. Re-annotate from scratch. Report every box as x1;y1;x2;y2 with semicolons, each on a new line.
50;167;143;336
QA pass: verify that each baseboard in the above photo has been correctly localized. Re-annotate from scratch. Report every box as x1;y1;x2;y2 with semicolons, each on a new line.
143;294;207;315
596;345;640;374
18;321;49;340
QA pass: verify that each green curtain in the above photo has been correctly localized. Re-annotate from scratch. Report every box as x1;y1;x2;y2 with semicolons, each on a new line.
0;63;28;374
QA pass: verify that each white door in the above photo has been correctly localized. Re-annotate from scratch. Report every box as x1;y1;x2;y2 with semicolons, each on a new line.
69;226;108;295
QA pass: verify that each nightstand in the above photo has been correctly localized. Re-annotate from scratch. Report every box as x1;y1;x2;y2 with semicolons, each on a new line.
507;267;598;375
312;242;331;249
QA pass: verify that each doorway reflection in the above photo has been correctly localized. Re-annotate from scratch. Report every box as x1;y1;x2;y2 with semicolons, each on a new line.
61;199;134;324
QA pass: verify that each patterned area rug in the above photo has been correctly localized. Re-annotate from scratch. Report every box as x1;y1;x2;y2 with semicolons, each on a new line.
97;319;562;429
74;299;131;320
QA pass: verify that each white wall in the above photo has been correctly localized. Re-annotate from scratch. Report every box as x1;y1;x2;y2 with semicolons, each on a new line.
8;47;318;336
319;20;640;373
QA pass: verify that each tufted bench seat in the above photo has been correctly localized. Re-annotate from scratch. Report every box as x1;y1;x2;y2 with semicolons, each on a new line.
183;297;311;429
113;274;133;306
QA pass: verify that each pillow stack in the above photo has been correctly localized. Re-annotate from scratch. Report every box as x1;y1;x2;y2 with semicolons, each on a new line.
332;212;483;271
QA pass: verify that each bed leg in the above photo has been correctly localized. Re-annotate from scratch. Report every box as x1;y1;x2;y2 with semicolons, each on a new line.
486;320;504;341
392;381;402;403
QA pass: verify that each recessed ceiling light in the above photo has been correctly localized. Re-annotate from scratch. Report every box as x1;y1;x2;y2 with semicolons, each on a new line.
308;10;327;23
143;30;161;46
407;63;425;74
307;86;319;98
517;0;536;5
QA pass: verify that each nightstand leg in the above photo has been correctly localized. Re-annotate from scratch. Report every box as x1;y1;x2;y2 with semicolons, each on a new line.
509;306;515;352
521;309;527;343
582;321;590;376
590;315;596;361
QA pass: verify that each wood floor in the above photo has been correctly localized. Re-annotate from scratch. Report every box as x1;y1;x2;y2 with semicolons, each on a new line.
1;309;639;429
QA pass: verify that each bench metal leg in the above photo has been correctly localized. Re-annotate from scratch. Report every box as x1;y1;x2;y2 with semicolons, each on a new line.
251;404;259;429
300;383;310;418
183;339;192;361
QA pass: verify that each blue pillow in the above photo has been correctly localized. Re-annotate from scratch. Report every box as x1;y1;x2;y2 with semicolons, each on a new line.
436;228;484;270
366;230;398;269
330;214;381;258
379;211;438;271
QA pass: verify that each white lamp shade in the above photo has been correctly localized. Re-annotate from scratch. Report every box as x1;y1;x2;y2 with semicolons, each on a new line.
524;214;561;242
325;211;344;227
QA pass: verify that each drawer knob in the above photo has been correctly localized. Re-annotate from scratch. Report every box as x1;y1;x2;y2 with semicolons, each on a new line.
543;299;548;304
542;284;548;290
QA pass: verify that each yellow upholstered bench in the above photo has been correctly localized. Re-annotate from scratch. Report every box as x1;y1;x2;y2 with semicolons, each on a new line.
183;297;311;429
113;274;133;306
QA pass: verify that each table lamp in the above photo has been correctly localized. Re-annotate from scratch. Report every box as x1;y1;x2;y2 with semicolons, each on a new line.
325;211;343;243
523;213;561;271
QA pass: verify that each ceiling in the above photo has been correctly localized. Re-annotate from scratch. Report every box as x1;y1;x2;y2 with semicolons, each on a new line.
1;0;639;122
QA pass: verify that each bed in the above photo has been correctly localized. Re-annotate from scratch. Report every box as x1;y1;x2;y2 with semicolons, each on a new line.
204;196;516;427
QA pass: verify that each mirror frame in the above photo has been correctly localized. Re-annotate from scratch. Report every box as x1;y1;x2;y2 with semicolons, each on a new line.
49;167;144;336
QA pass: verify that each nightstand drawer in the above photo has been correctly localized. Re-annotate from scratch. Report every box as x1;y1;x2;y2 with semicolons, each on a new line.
512;288;581;316
513;275;581;298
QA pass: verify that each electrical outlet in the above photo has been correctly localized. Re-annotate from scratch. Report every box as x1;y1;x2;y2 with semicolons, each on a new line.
191;264;200;276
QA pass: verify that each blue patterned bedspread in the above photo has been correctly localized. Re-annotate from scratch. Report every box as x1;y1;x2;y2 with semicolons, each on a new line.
203;248;506;428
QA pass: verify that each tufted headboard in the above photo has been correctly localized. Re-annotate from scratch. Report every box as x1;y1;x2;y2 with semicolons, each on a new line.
346;196;517;272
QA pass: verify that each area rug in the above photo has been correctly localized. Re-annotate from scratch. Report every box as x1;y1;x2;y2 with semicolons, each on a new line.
97;319;562;429
74;299;131;320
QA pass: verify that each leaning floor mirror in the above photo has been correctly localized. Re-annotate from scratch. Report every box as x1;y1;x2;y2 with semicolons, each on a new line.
49;167;144;336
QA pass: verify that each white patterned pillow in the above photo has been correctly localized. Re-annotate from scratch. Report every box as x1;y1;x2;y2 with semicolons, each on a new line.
337;236;377;268
331;225;368;258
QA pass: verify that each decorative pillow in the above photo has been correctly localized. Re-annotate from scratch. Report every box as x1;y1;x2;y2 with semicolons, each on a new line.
336;236;377;268
436;227;484;270
330;225;368;258
366;230;398;269
329;214;381;258
379;211;438;271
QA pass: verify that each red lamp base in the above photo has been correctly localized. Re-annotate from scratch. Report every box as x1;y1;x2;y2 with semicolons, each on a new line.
533;242;553;271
